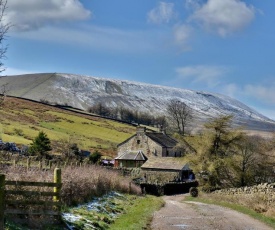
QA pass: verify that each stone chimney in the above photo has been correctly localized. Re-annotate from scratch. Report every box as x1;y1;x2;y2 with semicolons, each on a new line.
136;126;146;136
159;125;166;135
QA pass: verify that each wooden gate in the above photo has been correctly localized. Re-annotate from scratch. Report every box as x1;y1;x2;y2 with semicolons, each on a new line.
0;168;62;229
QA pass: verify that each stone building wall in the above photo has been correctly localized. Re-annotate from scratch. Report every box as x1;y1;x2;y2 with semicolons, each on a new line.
214;183;275;203
117;127;177;158
117;135;164;158
117;134;176;158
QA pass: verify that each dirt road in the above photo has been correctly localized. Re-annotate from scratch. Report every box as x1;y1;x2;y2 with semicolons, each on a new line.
150;195;272;230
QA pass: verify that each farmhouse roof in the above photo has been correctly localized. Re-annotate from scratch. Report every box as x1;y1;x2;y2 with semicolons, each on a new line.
117;126;178;148
115;151;148;161
141;157;189;171
146;133;177;148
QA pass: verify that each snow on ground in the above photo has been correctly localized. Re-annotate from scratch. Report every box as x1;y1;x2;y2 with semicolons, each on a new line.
54;73;274;125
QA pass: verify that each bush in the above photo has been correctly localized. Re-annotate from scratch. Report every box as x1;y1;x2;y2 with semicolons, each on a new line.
89;150;102;164
189;187;199;197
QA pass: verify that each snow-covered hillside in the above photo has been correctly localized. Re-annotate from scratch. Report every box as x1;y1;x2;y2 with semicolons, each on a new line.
54;74;272;122
2;73;275;131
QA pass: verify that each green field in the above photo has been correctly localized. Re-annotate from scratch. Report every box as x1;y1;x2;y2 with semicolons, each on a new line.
0;97;136;154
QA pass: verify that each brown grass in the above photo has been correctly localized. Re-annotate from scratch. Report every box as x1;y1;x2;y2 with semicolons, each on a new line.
1;165;141;229
0;165;141;206
200;192;275;218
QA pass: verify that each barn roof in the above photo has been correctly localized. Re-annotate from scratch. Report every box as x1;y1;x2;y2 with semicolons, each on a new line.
141;157;189;171
146;133;178;148
115;151;148;161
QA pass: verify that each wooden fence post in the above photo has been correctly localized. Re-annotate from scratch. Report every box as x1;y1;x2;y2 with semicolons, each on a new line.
53;168;61;202
129;182;131;194
0;174;5;229
27;158;30;171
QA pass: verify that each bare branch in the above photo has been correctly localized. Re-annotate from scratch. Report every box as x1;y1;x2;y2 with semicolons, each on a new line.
0;0;10;73
166;99;193;135
0;81;8;106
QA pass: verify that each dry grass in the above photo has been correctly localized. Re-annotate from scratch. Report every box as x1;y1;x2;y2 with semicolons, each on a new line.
0;165;141;207
200;192;275;218
1;164;141;229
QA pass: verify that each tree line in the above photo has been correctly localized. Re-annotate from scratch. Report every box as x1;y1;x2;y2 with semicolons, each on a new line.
87;103;167;127
176;115;275;190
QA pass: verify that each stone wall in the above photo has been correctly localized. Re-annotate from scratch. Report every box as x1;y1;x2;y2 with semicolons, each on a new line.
214;183;275;203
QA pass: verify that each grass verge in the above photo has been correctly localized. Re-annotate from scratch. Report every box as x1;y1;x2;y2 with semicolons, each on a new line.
185;195;275;229
109;195;164;230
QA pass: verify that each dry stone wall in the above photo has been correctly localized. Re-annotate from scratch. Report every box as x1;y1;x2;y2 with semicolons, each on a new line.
214;183;275;203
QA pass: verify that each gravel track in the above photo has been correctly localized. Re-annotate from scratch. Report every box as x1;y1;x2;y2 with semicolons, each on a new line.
150;195;272;230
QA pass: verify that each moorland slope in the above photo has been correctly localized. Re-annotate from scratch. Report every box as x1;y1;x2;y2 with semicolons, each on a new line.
1;73;275;132
0;96;136;154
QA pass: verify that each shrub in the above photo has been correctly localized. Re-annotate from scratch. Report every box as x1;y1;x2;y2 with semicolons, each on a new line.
1;164;141;207
89;150;102;164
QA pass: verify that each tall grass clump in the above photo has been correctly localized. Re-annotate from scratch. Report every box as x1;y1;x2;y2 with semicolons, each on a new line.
0;165;141;206
61;165;141;205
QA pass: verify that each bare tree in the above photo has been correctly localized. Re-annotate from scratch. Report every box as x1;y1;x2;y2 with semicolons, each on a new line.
0;0;10;107
166;99;193;135
0;82;7;106
0;0;9;73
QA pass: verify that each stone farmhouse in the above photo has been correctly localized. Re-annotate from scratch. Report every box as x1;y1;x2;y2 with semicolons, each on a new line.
115;126;195;182
115;126;184;167
117;126;180;156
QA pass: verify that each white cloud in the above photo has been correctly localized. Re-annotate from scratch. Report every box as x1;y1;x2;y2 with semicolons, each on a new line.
148;2;176;24
222;83;239;97
190;0;255;36
11;25;166;54
2;67;35;76
173;24;193;50
244;83;275;104
5;0;91;31
185;0;203;11
175;65;228;87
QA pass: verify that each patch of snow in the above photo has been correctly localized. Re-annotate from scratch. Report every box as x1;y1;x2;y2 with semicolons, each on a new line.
62;192;125;228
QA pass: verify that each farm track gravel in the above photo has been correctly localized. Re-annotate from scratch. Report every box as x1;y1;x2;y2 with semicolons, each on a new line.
150;194;272;230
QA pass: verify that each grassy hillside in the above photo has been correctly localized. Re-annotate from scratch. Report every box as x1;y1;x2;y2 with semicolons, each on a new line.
0;97;136;155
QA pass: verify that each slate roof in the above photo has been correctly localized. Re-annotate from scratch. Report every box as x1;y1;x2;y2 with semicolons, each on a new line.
115;151;148;161
141;157;189;171
146;133;178;148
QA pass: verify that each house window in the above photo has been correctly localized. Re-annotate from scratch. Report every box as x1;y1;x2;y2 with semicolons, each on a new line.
137;140;140;144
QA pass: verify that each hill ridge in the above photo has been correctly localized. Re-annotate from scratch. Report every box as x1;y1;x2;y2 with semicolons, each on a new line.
1;72;275;132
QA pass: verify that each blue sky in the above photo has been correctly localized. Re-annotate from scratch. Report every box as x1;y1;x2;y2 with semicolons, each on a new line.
3;0;275;120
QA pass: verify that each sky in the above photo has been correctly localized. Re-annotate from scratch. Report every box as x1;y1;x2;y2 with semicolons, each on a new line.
2;0;275;120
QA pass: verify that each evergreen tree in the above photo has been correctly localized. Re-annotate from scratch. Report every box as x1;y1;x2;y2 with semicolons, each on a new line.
29;131;52;158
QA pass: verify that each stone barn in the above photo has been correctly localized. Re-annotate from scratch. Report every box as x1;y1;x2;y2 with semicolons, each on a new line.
140;157;193;183
114;150;147;168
